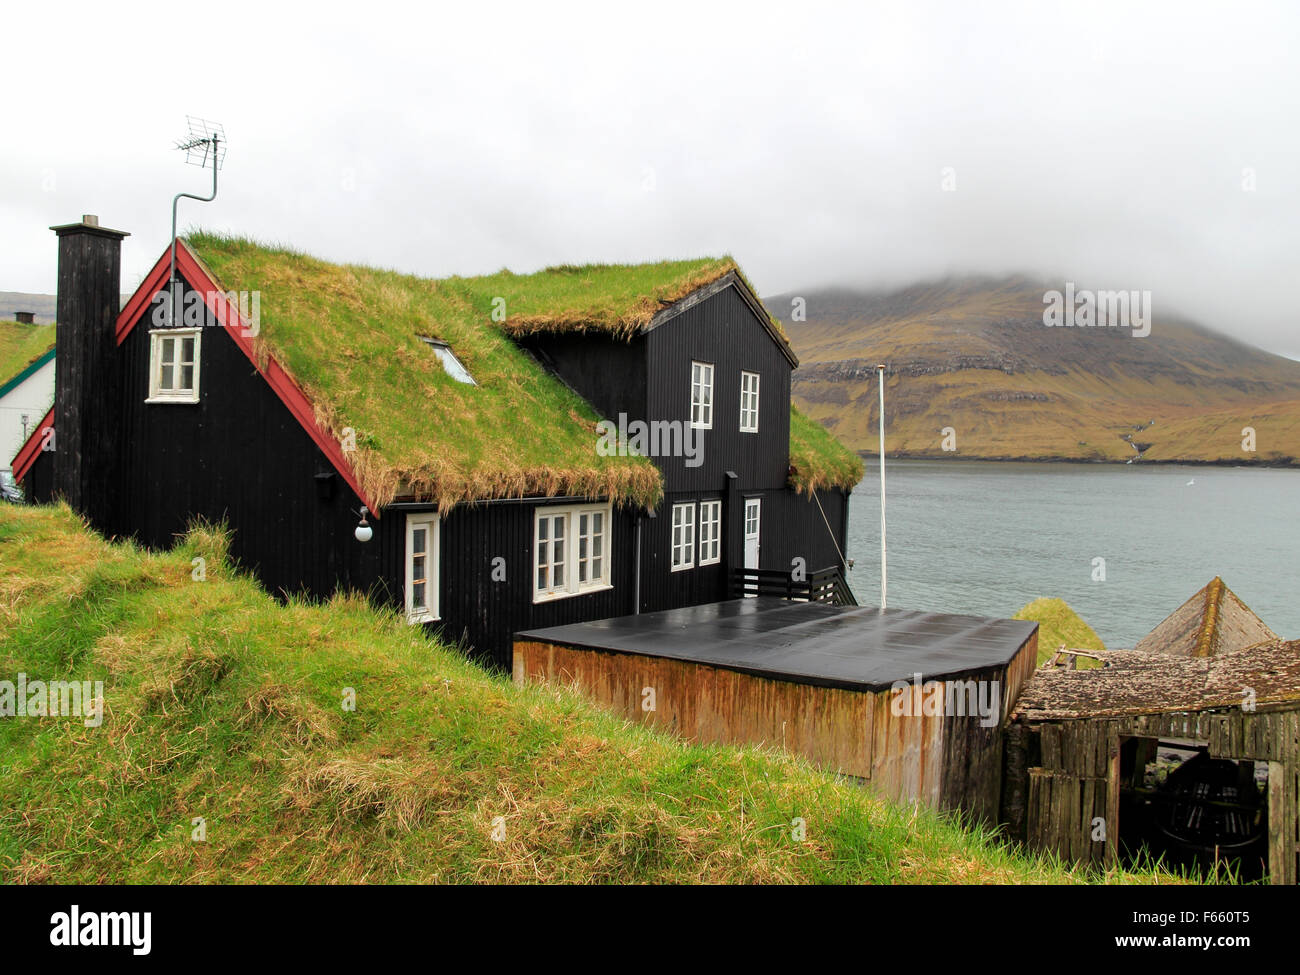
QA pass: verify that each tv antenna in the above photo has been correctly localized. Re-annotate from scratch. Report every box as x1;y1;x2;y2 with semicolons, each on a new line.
166;116;226;324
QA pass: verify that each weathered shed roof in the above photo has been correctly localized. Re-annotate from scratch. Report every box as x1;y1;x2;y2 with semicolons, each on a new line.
1134;576;1277;658
1013;639;1300;721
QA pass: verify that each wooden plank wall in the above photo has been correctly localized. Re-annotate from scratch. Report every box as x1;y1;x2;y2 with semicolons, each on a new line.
516;629;1039;822
514;641;875;777
1009;705;1300;883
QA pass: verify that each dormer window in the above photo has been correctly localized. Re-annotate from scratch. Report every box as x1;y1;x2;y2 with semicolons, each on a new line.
147;328;201;403
419;336;476;385
690;361;713;429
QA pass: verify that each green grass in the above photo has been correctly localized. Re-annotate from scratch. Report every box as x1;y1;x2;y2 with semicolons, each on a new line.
789;404;865;493
0;320;55;390
1014;597;1106;666
188;234;663;511
0;503;1181;884
187;233;862;508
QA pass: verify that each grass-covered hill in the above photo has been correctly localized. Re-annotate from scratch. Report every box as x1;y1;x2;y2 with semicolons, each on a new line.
1014;597;1106;668
773;275;1300;465
0;503;1179;884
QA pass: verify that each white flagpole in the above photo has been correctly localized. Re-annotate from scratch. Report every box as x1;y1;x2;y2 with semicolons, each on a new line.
877;363;887;610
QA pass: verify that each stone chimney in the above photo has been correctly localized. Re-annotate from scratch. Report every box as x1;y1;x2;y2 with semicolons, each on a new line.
49;214;129;527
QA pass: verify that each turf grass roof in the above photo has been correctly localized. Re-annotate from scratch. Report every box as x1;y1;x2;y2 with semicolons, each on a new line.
186;234;861;508
0;321;56;397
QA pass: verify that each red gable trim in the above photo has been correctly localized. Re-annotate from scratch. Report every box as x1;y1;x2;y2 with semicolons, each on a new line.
115;248;173;344
113;240;378;516
12;406;53;483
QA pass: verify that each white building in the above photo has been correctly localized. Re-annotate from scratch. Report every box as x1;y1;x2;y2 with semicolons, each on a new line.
1;326;56;474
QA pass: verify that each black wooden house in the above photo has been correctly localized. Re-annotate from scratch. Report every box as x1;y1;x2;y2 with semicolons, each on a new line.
14;217;862;669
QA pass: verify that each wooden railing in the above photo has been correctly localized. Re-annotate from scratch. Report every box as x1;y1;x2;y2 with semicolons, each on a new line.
731;565;858;606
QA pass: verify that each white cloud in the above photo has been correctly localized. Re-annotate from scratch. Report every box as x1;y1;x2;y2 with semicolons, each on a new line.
4;0;1298;354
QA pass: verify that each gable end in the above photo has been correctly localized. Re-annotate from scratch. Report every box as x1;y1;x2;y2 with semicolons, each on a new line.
646;271;798;368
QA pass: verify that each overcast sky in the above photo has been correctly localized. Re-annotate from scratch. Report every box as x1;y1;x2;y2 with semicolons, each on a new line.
5;1;1298;355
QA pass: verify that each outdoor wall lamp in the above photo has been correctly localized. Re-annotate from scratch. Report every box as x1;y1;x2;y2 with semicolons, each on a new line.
354;506;373;543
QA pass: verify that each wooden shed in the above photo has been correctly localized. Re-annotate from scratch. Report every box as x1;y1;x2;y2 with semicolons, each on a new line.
516;597;1039;822
1001;640;1300;884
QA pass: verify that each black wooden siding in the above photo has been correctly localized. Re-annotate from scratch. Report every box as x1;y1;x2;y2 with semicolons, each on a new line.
22;444;54;500
106;282;392;604
636;490;729;612
635;486;850;613
518;333;647;428
646;284;792;495
526;283;794;497
435;500;638;668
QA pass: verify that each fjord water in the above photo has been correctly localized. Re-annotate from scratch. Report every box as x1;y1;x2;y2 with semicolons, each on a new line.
844;460;1298;649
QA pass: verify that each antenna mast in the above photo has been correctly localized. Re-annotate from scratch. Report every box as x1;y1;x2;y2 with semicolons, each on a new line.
877;363;887;610
167;116;226;325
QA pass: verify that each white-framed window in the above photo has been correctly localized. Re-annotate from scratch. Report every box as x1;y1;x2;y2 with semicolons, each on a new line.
405;513;440;624
147;328;201;403
698;499;722;565
739;371;760;432
575;507;607;588
534;502;612;602
671;502;695;571
690;361;714;429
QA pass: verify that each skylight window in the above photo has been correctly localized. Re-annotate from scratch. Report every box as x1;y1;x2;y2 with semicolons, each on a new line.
419;336;476;385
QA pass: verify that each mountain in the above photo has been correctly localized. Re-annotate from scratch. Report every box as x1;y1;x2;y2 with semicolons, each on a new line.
769;275;1300;464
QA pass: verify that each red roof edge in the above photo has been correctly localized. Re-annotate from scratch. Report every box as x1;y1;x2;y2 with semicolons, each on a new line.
12;405;53;483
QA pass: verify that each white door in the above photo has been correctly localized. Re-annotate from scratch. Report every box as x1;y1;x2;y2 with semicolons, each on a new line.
743;498;761;579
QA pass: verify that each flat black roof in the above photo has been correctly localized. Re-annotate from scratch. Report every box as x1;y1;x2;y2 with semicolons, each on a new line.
516;598;1039;692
